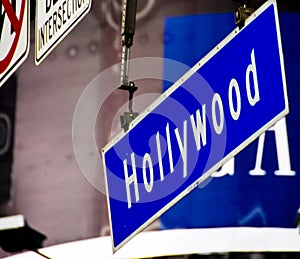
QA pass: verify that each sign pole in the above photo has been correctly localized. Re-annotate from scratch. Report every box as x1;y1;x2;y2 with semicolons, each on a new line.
118;0;139;131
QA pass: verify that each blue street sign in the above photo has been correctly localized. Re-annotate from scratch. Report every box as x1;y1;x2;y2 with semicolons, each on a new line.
102;0;288;252
161;11;300;232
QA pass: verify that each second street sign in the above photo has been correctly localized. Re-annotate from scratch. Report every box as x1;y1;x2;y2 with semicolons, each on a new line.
102;0;288;252
35;0;92;65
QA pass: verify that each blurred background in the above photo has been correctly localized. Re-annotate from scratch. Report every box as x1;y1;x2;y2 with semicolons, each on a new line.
0;0;299;258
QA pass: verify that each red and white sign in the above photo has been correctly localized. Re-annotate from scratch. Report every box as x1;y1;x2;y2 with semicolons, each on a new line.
0;0;29;87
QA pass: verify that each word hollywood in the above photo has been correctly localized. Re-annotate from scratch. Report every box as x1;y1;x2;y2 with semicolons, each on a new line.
123;49;260;209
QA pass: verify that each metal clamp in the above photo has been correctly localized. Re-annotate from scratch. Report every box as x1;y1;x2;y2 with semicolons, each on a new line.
232;0;255;28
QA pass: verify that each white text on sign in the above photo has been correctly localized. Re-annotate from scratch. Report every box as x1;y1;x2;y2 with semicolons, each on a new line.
37;0;88;53
124;49;260;209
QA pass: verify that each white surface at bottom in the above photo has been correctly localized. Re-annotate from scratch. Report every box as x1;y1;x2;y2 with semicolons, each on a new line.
4;228;300;259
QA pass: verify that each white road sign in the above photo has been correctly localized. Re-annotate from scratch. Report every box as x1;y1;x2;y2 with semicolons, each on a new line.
35;0;92;65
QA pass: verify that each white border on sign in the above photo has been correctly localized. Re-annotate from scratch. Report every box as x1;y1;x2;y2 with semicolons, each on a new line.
102;0;289;253
34;0;92;65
